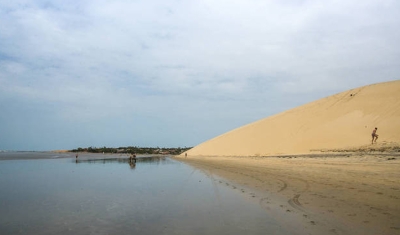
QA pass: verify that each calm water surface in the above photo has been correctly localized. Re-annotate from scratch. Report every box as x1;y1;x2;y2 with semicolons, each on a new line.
0;152;286;235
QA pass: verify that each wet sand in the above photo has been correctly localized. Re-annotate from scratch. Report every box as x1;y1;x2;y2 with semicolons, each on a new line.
175;153;400;235
2;154;284;235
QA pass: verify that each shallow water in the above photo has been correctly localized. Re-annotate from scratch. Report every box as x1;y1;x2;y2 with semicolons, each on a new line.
0;153;287;235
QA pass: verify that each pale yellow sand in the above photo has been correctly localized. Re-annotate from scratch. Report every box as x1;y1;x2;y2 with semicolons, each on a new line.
176;80;400;234
185;80;400;156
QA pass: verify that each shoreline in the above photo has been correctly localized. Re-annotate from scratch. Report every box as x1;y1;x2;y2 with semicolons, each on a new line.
174;153;400;235
0;151;169;161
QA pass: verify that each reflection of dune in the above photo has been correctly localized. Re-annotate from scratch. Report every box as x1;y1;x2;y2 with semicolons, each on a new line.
186;80;400;156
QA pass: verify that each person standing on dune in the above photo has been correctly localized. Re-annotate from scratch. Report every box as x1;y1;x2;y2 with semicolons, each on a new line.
371;127;379;144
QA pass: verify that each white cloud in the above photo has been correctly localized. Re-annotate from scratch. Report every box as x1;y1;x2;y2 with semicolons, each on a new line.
0;0;399;149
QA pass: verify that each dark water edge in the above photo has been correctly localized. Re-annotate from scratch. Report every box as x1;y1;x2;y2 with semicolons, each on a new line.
0;151;134;160
0;153;294;235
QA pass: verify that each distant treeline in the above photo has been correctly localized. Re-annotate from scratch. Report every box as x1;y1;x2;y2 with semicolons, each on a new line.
70;146;192;155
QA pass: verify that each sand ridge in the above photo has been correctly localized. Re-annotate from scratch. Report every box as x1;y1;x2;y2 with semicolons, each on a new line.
176;80;400;234
185;80;400;156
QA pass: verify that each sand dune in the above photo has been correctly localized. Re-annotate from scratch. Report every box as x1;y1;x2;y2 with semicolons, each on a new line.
186;80;400;156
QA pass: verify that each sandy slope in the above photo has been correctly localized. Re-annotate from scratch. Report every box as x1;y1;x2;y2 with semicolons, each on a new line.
176;81;400;234
185;80;400;156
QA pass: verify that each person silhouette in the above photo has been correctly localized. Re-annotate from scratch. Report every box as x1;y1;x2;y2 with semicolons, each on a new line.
371;127;378;144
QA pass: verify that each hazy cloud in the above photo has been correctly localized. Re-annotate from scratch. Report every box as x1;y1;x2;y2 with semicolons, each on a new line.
0;0;399;150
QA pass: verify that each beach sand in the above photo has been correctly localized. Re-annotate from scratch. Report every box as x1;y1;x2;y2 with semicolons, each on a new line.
175;152;400;235
176;80;400;234
184;80;400;156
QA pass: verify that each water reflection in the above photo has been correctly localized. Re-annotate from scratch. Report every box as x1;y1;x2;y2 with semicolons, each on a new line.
75;155;169;170
0;155;286;235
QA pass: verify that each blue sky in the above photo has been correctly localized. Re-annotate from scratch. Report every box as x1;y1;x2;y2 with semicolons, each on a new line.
0;0;399;151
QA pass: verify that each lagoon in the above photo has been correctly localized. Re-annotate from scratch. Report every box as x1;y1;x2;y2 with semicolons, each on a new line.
0;152;287;235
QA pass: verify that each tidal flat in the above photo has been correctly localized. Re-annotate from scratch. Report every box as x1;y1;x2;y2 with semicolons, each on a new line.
0;152;294;235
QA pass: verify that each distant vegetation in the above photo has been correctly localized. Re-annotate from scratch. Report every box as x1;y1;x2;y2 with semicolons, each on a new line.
70;146;192;155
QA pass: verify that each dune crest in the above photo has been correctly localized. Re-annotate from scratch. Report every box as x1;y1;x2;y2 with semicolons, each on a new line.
186;80;400;156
